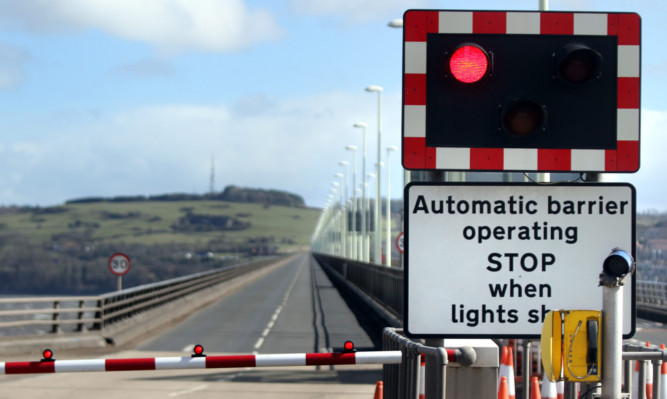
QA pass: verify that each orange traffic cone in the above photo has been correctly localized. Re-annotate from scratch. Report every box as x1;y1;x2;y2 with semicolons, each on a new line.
530;376;541;399
499;346;509;385
499;376;510;399
646;342;654;399
660;344;666;399
541;373;557;399
507;346;516;399
373;381;383;399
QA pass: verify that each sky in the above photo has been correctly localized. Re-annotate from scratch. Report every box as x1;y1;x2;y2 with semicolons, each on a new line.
0;0;665;212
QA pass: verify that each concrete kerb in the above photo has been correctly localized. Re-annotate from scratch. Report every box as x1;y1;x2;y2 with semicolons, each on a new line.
0;254;300;356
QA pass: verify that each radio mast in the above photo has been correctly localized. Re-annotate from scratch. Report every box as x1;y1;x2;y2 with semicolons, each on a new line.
209;155;215;194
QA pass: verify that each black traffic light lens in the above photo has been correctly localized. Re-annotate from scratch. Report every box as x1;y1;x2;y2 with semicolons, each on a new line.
603;250;634;278
502;100;546;137
556;43;602;85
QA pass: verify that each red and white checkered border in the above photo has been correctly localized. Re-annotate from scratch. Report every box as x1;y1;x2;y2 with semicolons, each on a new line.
402;10;641;172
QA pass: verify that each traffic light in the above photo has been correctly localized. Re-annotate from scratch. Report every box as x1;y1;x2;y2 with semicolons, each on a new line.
402;10;641;173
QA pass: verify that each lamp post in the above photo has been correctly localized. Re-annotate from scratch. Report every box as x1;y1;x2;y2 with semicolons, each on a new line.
334;174;345;258
385;146;398;266
366;85;383;264
338;162;349;258
330;184;339;256
353;122;368;262
345;145;358;260
366;172;376;261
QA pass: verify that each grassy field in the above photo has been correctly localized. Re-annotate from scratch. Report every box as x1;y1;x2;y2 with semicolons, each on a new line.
0;199;323;293
0;200;321;252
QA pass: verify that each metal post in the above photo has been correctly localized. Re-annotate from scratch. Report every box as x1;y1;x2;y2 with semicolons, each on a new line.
426;348;449;399
652;359;662;399
623;359;632;395
424;338;446;399
600;248;633;399
602;282;623;398
638;360;647;399
51;300;61;333
522;341;531;399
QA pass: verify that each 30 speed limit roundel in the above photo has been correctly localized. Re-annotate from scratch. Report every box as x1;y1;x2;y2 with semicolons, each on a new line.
108;253;131;276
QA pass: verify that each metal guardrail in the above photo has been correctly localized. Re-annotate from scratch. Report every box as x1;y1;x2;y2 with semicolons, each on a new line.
636;281;667;307
0;256;281;336
381;327;497;399
312;253;404;321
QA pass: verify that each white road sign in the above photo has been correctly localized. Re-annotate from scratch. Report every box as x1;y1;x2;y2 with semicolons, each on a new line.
405;183;635;338
108;253;131;276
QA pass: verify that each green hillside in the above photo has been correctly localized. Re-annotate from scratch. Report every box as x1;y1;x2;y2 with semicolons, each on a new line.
0;197;320;294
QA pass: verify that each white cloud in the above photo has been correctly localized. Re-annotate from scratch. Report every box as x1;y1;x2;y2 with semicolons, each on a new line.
290;0;431;23
0;43;29;90
0;0;284;54
0;89;403;207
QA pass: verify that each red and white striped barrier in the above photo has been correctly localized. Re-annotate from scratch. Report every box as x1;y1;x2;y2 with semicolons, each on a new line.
419;354;425;399
660;344;667;399
0;351;401;375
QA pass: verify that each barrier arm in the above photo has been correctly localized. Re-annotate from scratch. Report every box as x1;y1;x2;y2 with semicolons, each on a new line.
0;345;402;375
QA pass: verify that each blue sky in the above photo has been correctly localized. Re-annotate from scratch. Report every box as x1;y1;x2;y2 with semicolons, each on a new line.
0;0;665;211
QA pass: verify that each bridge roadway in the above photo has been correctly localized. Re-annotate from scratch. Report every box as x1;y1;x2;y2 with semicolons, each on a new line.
0;253;385;398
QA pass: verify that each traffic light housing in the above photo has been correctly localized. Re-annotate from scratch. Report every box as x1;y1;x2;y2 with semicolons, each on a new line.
402;10;641;173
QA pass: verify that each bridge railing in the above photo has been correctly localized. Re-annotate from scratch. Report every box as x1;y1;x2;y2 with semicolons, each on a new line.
636;280;667;306
0;256;281;337
314;253;403;321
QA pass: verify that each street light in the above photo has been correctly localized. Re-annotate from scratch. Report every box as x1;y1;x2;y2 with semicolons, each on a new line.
366;85;383;264
329;187;340;255
345;145;358;260
334;173;345;258
353;122;368;262
388;19;403;28
366;172;376;262
338;162;349;258
385;146;398;266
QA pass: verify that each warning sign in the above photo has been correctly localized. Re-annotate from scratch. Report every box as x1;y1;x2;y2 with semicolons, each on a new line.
404;182;635;338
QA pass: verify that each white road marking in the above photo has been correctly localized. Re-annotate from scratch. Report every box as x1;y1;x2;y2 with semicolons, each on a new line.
251;262;304;351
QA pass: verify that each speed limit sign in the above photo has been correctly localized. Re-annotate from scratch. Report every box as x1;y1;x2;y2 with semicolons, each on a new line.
108;253;131;276
395;232;404;254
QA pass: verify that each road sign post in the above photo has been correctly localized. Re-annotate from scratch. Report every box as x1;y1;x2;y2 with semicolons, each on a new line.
404;182;635;338
108;253;130;291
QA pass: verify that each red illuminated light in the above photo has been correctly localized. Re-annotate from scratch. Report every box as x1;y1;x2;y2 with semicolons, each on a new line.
41;349;54;362
192;344;205;357
449;45;489;84
344;341;354;351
